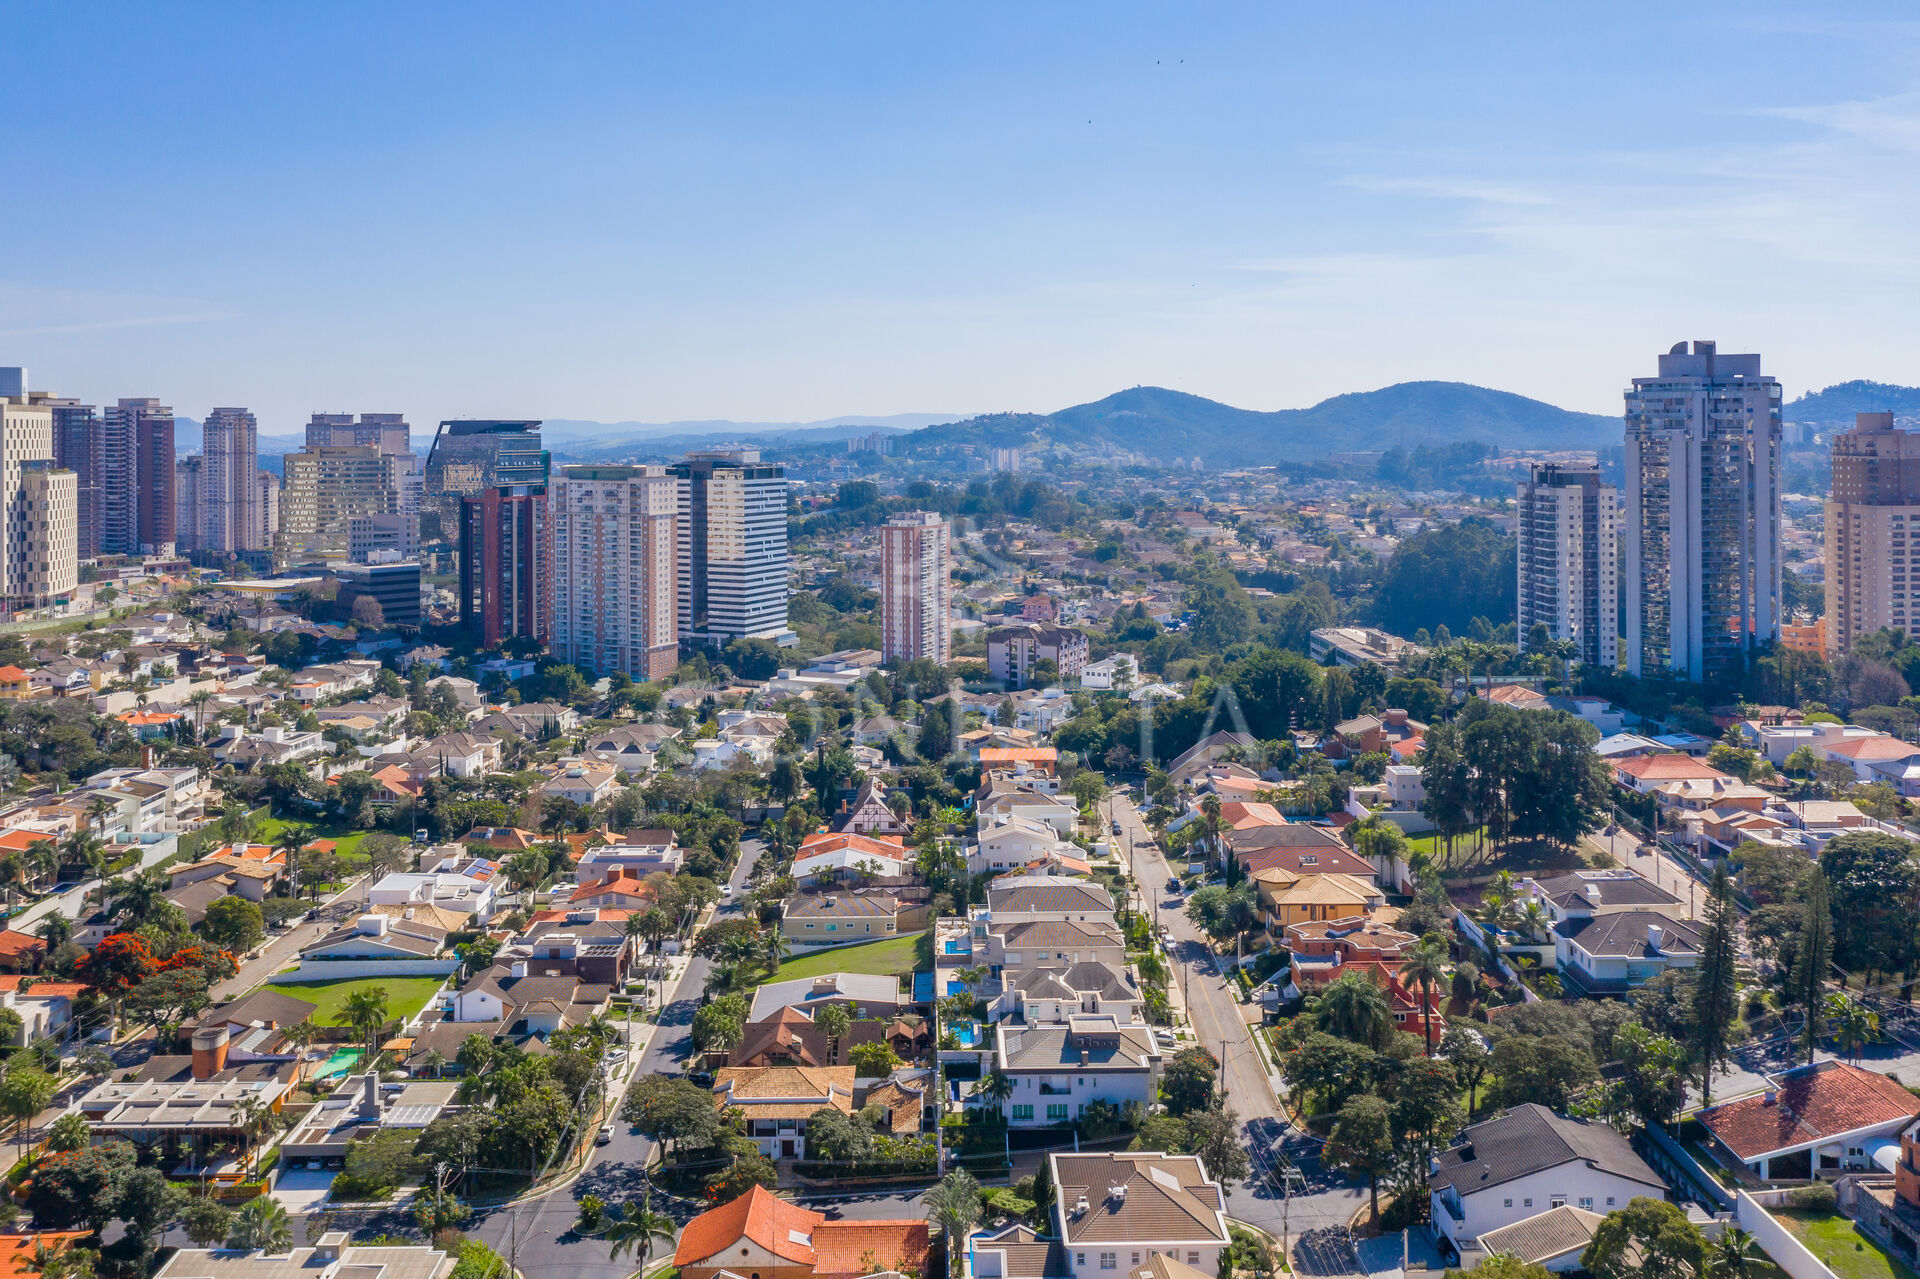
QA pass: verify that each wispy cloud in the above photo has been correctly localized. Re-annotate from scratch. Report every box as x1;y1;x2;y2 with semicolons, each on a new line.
1762;92;1920;154
1340;175;1554;206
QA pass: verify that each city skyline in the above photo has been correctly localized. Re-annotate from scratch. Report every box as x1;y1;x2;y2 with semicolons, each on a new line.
7;5;1920;426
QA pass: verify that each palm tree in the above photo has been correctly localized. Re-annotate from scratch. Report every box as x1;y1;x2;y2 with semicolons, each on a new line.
1710;1227;1761;1279
816;1003;852;1066
604;1192;676;1265
227;1196;292;1251
274;824;312;901
1516;899;1552;944
34;912;71;951
84;796;115;839
1397;934;1450;1055
233;1093;277;1177
1311;970;1394;1048
187;690;215;741
344;988;391;1062
423;1049;447;1079
970;1070;1014;1113
1199;793;1224;864
108;870;171;929
1825;991;1880;1065
1479;870;1518;932
927;1170;982;1279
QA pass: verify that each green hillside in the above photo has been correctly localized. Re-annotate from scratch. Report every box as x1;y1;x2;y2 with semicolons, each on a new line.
1786;380;1920;423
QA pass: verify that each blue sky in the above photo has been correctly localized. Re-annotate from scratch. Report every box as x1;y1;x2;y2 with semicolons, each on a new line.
6;2;1920;429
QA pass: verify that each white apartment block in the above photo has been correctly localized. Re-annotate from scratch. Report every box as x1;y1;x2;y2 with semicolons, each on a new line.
0;392;78;612
1826;412;1920;655
1624;340;1781;683
1517;464;1618;669
549;465;680;682
201;407;261;552
880;511;952;663
672;449;791;644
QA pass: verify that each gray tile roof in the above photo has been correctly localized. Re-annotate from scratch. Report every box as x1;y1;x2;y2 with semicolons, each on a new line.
1052;1152;1228;1245
988;877;1116;916
1555;910;1703;959
1475;1206;1606;1264
1429;1104;1667;1196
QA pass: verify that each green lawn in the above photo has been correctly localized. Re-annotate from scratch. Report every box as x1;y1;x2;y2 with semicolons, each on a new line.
250;816;369;857
262;976;447;1027
771;935;923;983
1779;1210;1920;1279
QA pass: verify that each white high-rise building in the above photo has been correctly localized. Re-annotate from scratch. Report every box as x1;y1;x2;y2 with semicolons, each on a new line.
0;392;77;612
1624;340;1782;683
201;407;260;552
257;470;280;546
549;465;680;681
1516;465;1618;670
880;512;952;663
669;449;791;645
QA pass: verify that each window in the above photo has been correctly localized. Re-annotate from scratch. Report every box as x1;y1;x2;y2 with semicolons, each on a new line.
1131;1256;1141;1267
1503;1199;1512;1208
1579;1198;1594;1210
1187;1256;1200;1267
1076;1257;1085;1268
1607;1198;1616;1207
1100;1255;1116;1271
1550;1197;1565;1209
1012;1105;1033;1120
1047;1104;1069;1121
1523;1199;1533;1208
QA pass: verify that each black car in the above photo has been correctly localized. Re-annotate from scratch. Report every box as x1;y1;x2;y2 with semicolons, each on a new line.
1166;877;1182;894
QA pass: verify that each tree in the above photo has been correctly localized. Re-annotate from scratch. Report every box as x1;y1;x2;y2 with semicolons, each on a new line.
1689;867;1741;1106
1487;1035;1595;1111
1825;991;1880;1065
1161;1047;1218;1116
604;1193;676;1266
705;1144;778;1201
1614;1024;1688;1127
805;1106;876;1163
1283;1032;1376;1115
344;987;391;1060
116;1166;184;1245
1311;969;1395;1050
850;1040;902;1077
200;895;265;953
690;993;748;1055
1440;1023;1491;1120
1448;1258;1553;1279
1582;1197;1706;1279
926;1170;982;1279
620;1075;723;1159
815;1003;852;1067
1710;1227;1762;1279
1821;831;1920;986
349;595;386;629
0;1067;57;1164
1789;867;1834;1065
182;1197;234;1247
227;1196;293;1252
1398;934;1449;1055
1324;1094;1397;1220
44;1112;88;1154
1180;1104;1252;1186
28;1140;135;1231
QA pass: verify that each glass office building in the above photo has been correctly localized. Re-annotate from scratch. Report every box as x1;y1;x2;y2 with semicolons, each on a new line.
421;420;546;546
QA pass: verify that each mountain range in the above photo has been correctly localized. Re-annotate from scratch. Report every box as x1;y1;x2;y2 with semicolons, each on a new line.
1784;380;1920;424
895;382;1621;467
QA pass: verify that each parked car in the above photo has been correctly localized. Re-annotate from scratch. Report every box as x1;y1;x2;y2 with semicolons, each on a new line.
597;1124;613;1145
1165;877;1182;894
1112;820;1123;835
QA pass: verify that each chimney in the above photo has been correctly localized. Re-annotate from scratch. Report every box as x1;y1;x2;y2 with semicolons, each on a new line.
190;1023;230;1080
511;959;528;978
1081;1049;1090;1066
356;914;389;937
1585;883;1602;906
1647;924;1664;953
359;1072;381;1119
1108;1184;1128;1202
314;1232;348;1262
1763;1091;1778;1106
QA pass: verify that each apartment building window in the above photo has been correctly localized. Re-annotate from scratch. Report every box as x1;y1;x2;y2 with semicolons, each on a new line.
1047;1104;1068;1122
1012;1105;1033;1120
1099;1255;1116;1270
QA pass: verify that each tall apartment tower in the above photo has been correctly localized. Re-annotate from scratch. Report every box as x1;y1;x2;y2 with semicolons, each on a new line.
669;449;791;644
548;466;679;681
201;407;260;553
880;512;953;663
48;399;101;558
0;392;78;611
422;420;545;546
1824;412;1920;655
257;471;280;546
1623;341;1782;683
1516;465;1618;670
459;485;548;647
277;445;406;561
174;456;204;553
101;398;176;556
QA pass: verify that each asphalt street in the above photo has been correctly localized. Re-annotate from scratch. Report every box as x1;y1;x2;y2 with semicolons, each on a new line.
469;838;765;1278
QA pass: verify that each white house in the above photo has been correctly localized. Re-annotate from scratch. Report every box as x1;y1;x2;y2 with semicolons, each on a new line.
538;759;618;807
1384;764;1425;810
1552;910;1702;996
1079;654;1136;691
286;913;460;981
994;961;1143;1025
368;867;498;922
1697;1060;1920;1180
1429;1104;1668;1259
994;1017;1160;1128
970;816;1073;875
1022;1150;1230;1279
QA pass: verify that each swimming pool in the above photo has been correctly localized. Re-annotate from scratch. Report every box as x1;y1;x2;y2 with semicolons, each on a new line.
311;1048;365;1080
954;1023;981;1047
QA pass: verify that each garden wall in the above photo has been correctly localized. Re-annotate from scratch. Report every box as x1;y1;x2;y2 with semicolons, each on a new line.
1736;1191;1840;1279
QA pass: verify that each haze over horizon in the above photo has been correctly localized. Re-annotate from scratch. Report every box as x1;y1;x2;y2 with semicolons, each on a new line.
9;3;1920;428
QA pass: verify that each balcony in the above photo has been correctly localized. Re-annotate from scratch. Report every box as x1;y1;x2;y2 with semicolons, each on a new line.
1038;1083;1072;1096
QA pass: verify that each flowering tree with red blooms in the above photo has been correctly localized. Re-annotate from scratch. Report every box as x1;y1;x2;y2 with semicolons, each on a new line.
161;945;238;984
82;933;157;1033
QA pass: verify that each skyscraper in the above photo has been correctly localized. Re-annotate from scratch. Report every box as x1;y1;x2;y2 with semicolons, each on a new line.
669;449;790;645
101;398;176;556
1624;341;1781;683
548;466;678;681
48;399;101;558
1516;464;1618;670
1825;412;1920;655
880;511;952;663
422;420;545;546
0;392;78;612
257;470;280;547
174;456;204;553
201;407;260;553
277;445;407;562
459;485;548;647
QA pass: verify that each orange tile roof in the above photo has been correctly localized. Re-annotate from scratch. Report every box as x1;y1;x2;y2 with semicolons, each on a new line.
115;711;181;726
1826;737;1920;761
1390;736;1425;761
797;831;908;858
813;1220;933;1279
0;978;85;999
0;667;30;683
0;932;47;960
978;747;1058;763
0;830;58;853
1219;801;1285;829
1699;1061;1920;1161
673;1184;824;1267
569;872;653;903
529;906;636;924
1613;753;1728;782
0;1233;91;1279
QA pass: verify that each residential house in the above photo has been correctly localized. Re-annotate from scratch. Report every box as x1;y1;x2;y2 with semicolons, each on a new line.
538;759;618;808
748;972;907;1022
984;876;1116;925
507;914;633;985
167;843;288;903
672;1183;929;1279
995;962;1142;1025
1283;917;1417;992
581;722;680;775
982;919;1126;979
1166;732;1261;784
1518;869;1686;925
155;1236;454;1279
714;1065;857;1159
367;865;499;922
1251;868;1384;931
287;913;458;981
212;725;326;769
1610;753;1733;796
471;701;579;740
977;777;1079;838
1823;735;1920;783
971;816;1073;875
1470;1207;1609;1274
449;961;613;1032
568;872;657;912
994;1018;1161;1128
573;831;684;879
1039;1151;1231;1279
415;732;502;779
1553;911;1704;995
1226;825;1372;880
278;1074;458;1166
1079;654;1136;691
1697;1060;1920;1180
783;891;926;949
1429;1104;1668;1261
793;833;913;884
835;776;912;838
729;1005;897;1069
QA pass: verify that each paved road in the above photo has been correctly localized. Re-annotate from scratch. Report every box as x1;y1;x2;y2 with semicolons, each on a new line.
1582;827;1703;915
1103;796;1366;1258
470;838;765;1278
209;878;370;1002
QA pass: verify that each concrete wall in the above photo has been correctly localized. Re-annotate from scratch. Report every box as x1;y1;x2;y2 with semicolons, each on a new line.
281;958;462;982
1736;1191;1840;1279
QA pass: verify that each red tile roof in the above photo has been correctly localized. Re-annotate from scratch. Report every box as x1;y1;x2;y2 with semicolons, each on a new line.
673;1184;824;1267
812;1220;932;1279
1699;1061;1920;1161
0;931;47;960
0;977;85;999
0;1233;91;1279
569;872;653;903
0;667;30;683
1613;754;1728;782
798;831;908;857
1825;737;1920;761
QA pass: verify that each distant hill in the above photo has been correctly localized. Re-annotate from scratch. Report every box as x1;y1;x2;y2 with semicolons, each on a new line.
538;411;954;449
1786;380;1920;423
900;382;1620;466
